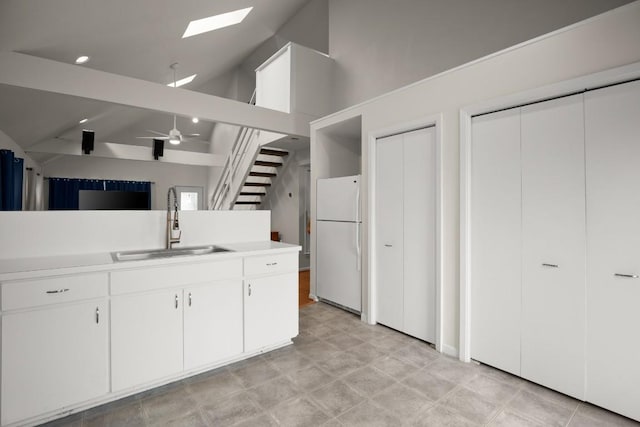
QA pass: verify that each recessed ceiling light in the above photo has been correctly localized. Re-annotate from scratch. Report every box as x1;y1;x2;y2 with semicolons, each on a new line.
167;74;197;88
182;7;253;38
79;118;88;124
192;117;199;123
75;55;90;64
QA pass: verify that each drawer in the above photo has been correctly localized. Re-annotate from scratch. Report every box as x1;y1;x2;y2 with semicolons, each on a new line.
111;258;242;295
244;253;298;276
1;273;108;311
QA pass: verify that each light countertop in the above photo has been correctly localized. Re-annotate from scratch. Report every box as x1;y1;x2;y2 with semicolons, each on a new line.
0;241;301;281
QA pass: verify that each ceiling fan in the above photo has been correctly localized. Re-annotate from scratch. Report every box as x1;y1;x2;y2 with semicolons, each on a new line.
136;63;200;145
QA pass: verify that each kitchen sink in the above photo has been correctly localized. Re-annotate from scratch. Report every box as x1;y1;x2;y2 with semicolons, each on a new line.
112;245;233;262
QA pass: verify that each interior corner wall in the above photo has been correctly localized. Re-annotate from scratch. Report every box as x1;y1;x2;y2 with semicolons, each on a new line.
277;0;329;54
328;0;635;110
42;156;208;210
312;2;640;356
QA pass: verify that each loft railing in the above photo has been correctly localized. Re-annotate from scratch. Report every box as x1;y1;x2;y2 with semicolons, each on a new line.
210;90;258;210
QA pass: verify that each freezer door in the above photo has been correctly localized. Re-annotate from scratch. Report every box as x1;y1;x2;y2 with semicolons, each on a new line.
317;175;361;222
316;221;362;311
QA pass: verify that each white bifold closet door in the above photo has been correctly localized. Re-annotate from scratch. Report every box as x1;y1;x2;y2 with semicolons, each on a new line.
585;80;640;421
520;94;586;399
470;109;521;375
375;127;436;342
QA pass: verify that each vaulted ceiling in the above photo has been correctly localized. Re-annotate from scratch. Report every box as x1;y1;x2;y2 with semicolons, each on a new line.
0;0;313;163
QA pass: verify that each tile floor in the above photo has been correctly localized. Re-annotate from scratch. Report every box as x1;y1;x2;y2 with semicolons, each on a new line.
43;302;638;427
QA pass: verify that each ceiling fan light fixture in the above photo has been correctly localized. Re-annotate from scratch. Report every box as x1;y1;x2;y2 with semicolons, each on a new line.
167;74;197;88
182;7;253;38
192;117;199;123
169;137;181;145
75;55;90;64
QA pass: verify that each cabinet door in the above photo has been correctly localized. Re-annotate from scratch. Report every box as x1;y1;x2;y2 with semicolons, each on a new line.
521;95;586;399
375;133;404;331
111;290;183;391
184;280;243;370
403;127;437;343
585;81;640;421
244;273;298;352
2;301;108;426
470;109;521;375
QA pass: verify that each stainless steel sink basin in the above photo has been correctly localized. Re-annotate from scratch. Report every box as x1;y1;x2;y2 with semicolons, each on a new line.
112;245;233;262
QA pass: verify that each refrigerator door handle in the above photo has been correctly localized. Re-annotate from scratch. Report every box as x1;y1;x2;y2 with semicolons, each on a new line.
356;222;361;272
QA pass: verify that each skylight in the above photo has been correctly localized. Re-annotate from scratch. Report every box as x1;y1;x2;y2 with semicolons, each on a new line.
182;7;253;38
167;74;197;88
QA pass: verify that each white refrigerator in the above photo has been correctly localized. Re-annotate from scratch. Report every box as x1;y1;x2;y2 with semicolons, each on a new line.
316;175;362;312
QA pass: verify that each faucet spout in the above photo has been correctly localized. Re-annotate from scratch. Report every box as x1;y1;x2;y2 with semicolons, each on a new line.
167;187;182;249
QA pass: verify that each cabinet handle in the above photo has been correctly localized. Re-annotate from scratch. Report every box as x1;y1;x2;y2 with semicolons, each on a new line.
95;307;100;324
46;288;70;294
175;294;179;309
248;284;252;296
188;292;192;307
542;263;559;268
384;244;393;248
266;262;278;266
614;273;639;279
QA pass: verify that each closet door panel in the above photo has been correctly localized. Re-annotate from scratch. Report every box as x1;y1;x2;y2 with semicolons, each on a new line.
521;95;586;399
585;81;640;421
375;134;404;331
403;127;436;342
470;109;521;375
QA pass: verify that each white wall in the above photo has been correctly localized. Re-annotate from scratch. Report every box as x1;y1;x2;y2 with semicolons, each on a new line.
311;2;640;356
328;0;634;110
43;155;208;211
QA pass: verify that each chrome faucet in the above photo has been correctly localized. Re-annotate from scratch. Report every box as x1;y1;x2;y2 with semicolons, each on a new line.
167;187;182;249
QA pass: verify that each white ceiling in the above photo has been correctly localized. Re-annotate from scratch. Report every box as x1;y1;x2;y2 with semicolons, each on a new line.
0;0;312;160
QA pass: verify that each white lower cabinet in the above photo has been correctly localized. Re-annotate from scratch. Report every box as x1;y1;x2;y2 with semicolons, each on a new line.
111;289;184;391
1;300;109;426
245;273;298;352
183;280;243;371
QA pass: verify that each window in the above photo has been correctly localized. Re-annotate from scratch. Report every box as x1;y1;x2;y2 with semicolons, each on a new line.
175;186;203;211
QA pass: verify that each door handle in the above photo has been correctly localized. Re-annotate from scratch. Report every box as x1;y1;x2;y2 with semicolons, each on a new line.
248;284;252;296
614;273;639;279
95;307;100;324
188;292;192;307
175;294;179;309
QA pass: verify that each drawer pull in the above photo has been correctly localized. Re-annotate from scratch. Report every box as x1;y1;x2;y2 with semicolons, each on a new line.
266;262;278;266
384;244;393;248
46;288;70;294
614;273;639;279
96;307;100;324
542;263;559;268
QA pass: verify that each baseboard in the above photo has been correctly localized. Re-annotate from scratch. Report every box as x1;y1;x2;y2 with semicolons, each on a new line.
442;344;459;359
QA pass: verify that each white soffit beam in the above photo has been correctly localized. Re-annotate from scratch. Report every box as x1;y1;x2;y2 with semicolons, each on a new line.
28;139;226;167
0;51;310;138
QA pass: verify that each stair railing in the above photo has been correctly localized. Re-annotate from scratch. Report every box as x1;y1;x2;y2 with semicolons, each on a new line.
210;90;257;210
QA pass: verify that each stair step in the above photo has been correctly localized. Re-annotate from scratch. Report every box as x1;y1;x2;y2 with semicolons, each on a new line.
244;182;271;187
240;192;266;196
250;171;277;178
235;201;262;205
260;148;289;157
254;160;283;167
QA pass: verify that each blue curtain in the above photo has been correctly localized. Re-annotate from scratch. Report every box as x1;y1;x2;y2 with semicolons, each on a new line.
48;178;151;210
0;149;24;211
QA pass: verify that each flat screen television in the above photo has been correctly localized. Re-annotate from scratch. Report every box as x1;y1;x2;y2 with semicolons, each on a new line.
78;190;150;210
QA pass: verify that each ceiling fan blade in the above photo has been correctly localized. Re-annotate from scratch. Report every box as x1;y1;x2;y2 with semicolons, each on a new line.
145;129;170;137
136;136;169;140
183;133;200;138
183;137;210;144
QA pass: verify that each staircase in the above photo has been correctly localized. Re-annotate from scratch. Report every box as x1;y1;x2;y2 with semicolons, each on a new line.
234;148;289;209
